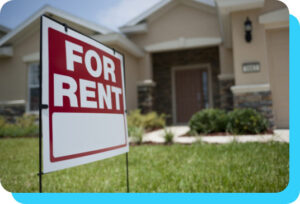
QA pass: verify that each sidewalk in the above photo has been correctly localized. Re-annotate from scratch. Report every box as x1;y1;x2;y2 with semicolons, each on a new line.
140;126;289;144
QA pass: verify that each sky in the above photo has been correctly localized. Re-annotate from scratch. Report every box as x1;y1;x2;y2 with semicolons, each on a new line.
0;0;161;31
0;0;214;31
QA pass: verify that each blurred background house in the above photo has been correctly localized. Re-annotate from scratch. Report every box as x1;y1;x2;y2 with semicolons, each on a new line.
0;0;289;128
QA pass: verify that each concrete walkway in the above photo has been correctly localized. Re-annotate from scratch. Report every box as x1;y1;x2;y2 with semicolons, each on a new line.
143;126;189;143
141;126;289;144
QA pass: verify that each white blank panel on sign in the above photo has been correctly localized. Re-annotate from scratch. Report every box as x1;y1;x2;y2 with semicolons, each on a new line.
52;113;126;158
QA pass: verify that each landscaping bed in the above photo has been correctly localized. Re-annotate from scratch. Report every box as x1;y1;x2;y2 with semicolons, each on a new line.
181;129;274;137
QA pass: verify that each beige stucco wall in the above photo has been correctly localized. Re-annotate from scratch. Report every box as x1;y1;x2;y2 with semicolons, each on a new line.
0;28;40;104
219;45;233;75
231;0;288;86
109;45;139;111
266;27;289;128
231;9;270;85
123;52;139;111
138;53;152;81
130;4;220;47
128;3;220;81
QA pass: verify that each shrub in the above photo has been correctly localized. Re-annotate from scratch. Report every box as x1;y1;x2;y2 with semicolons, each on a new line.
0;114;38;137
189;109;228;134
226;108;268;134
127;109;166;131
164;129;174;144
0;116;7;137
128;126;144;144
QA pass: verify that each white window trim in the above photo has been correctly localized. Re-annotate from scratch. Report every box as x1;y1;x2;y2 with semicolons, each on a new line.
171;63;213;124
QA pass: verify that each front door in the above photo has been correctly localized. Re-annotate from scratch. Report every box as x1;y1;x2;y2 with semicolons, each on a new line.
175;68;209;123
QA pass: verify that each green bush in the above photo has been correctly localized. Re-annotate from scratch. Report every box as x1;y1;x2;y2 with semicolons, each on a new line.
0;114;38;137
189;109;228;134
128;126;144;144
127;109;166;131
164;129;174;144
226;108;268;134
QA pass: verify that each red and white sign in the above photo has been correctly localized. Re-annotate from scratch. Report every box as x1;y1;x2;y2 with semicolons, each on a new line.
41;16;129;173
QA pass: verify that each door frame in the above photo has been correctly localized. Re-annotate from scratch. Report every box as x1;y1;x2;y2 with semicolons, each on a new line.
171;63;213;124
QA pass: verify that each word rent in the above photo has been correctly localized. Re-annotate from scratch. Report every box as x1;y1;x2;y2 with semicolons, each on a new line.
54;40;122;110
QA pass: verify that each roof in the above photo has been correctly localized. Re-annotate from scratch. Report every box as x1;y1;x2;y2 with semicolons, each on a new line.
0;5;144;58
0;5;113;47
0;25;10;33
120;0;216;28
92;33;144;57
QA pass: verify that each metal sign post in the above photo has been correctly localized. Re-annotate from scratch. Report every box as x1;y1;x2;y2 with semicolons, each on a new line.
38;15;43;193
126;152;130;193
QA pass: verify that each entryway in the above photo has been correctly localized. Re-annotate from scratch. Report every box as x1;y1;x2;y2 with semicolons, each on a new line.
172;65;210;123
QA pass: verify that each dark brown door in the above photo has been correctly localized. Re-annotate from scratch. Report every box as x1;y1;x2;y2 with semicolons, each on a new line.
175;68;208;123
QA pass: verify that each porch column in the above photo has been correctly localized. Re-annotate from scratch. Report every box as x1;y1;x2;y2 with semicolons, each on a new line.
218;45;234;110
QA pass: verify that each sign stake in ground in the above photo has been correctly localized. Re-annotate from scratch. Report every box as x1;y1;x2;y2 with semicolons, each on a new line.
39;15;129;192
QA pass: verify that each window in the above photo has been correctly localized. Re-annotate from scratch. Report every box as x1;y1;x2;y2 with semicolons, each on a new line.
202;70;209;108
28;63;40;112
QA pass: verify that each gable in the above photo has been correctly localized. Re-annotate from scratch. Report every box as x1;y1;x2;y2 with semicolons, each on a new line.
0;6;112;47
129;3;221;48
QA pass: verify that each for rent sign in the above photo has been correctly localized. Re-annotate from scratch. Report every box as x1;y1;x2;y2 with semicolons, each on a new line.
41;16;129;173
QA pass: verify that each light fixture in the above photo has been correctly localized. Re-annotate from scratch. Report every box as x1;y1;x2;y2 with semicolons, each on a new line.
244;17;252;43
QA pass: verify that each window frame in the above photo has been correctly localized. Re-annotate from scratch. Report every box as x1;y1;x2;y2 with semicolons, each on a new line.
27;62;40;114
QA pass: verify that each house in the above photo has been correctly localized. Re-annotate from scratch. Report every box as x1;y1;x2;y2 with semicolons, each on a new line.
0;0;289;128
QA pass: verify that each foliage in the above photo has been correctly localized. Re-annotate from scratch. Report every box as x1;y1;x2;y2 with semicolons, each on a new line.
0;114;38;137
189;109;228;134
226;108;269;134
128;126;144;144
0;138;289;192
127;109;166;131
164;129;174;144
189;108;269;135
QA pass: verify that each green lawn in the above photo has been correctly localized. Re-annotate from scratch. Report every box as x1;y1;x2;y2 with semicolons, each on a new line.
0;138;289;192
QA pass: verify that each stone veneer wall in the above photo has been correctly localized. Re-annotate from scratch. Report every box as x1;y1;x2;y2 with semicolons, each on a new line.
151;47;220;124
219;79;234;111
137;82;155;114
0;104;26;122
233;91;274;128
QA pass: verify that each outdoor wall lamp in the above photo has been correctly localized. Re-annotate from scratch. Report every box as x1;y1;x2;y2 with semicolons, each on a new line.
244;17;252;43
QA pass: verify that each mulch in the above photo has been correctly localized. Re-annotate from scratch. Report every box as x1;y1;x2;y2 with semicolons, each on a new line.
180;129;274;137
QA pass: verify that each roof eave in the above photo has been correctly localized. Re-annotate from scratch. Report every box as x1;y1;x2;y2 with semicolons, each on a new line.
0;5;113;47
215;0;265;48
93;33;145;58
122;0;172;27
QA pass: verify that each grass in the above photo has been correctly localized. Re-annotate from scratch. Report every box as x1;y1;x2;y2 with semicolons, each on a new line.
0;138;289;193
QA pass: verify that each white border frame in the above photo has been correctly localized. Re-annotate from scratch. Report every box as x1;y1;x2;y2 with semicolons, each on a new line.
171;63;213;124
41;16;129;173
